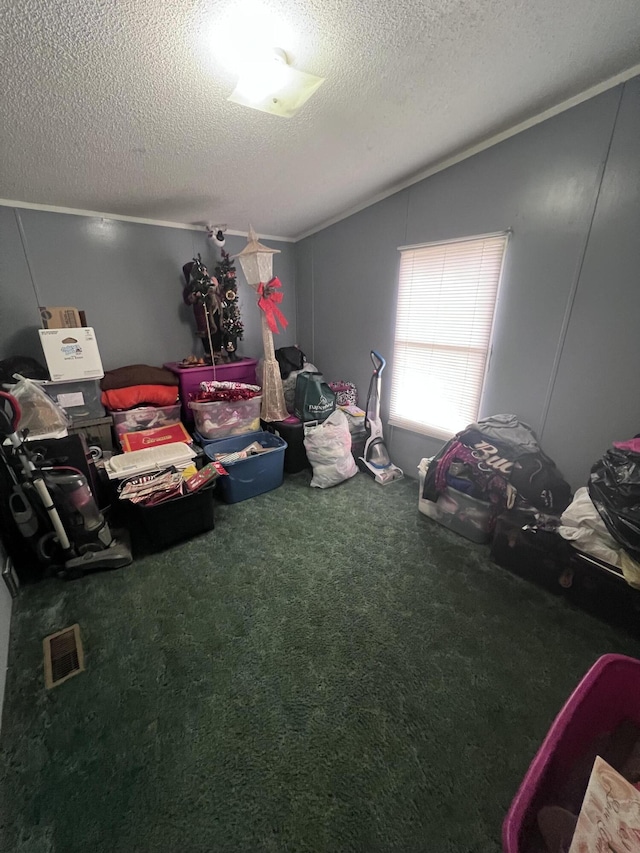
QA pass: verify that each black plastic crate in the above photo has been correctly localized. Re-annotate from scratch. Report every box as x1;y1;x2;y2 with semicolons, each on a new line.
568;551;640;632
122;486;215;553
261;418;309;473
492;510;640;635
491;510;571;590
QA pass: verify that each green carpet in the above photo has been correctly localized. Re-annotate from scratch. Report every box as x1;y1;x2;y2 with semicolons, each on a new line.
1;472;639;852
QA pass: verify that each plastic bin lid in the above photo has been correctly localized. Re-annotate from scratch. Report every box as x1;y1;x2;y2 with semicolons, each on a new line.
189;395;261;409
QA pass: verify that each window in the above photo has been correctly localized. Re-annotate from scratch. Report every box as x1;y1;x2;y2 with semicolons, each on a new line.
389;231;509;440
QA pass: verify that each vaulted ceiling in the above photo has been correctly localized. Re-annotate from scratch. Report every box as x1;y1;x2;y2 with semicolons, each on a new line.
1;0;639;238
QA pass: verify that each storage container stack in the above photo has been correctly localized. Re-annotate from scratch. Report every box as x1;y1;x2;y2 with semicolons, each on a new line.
100;364;187;451
44;376;114;451
188;379;288;504
162;358;259;425
35;311;113;451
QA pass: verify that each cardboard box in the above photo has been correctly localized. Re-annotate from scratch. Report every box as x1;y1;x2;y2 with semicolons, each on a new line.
38;327;104;381
39;306;83;329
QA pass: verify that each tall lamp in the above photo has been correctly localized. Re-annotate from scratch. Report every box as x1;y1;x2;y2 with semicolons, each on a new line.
233;227;289;422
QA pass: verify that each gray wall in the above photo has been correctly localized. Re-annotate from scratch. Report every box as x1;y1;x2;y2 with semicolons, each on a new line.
296;78;640;488
0;208;297;370
541;79;640;481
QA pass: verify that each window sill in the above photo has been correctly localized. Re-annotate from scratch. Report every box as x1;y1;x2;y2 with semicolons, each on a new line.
389;418;455;442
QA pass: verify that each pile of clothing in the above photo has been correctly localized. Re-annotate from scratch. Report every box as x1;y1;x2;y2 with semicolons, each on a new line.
100;364;179;410
559;438;640;588
422;414;572;532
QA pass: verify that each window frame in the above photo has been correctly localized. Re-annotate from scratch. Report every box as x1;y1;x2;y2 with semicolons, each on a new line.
389;230;510;441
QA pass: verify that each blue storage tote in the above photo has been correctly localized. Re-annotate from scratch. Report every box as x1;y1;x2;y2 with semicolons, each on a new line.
203;430;287;503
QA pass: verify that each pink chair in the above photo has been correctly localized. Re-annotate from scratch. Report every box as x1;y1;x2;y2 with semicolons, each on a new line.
502;653;640;852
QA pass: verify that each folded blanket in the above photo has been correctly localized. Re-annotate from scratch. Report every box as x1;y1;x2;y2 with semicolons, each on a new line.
102;384;179;411
101;364;178;391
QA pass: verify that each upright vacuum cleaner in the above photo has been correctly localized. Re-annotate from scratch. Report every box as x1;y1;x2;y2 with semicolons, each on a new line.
0;390;132;579
359;351;404;485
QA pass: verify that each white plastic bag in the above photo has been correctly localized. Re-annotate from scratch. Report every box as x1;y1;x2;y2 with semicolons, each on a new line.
558;486;621;566
9;375;70;438
418;457;436;517
303;409;357;489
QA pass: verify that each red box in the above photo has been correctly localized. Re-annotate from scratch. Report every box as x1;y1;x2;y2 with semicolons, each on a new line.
121;422;192;452
185;461;226;492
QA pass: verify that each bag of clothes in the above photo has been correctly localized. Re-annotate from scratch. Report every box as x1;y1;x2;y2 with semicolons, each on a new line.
422;414;572;532
303;410;357;489
329;381;358;408
588;441;640;563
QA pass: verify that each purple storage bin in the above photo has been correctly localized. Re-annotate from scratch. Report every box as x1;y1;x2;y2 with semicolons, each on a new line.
503;653;640;852
163;359;258;424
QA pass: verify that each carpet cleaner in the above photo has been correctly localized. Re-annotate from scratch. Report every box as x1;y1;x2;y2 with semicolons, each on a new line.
358;351;403;485
0;390;132;579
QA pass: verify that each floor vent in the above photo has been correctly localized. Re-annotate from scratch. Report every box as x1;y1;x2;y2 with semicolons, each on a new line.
43;624;84;689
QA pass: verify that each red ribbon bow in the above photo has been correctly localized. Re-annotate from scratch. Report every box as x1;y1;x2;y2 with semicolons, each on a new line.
257;277;288;334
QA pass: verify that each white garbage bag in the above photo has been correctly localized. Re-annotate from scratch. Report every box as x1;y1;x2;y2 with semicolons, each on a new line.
558;486;621;566
303;409;357;489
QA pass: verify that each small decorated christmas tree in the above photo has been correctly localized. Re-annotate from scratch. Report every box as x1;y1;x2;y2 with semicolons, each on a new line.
214;250;244;362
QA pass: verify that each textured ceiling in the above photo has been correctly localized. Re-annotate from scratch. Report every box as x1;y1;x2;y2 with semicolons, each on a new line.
1;0;639;239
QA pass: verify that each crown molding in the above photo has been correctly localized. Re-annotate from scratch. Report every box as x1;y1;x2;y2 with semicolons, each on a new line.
0;198;295;243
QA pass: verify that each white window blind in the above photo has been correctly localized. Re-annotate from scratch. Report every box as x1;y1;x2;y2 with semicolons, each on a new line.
390;232;508;440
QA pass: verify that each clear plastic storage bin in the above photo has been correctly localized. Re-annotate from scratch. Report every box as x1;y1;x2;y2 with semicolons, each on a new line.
42;378;104;421
418;458;493;544
112;404;182;438
189;396;261;440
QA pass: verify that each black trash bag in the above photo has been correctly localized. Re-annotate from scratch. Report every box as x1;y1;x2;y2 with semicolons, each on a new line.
510;452;573;514
0;356;48;386
275;346;305;379
588;447;640;560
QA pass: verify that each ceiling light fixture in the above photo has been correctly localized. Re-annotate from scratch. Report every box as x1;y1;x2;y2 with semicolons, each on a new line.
227;48;324;118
